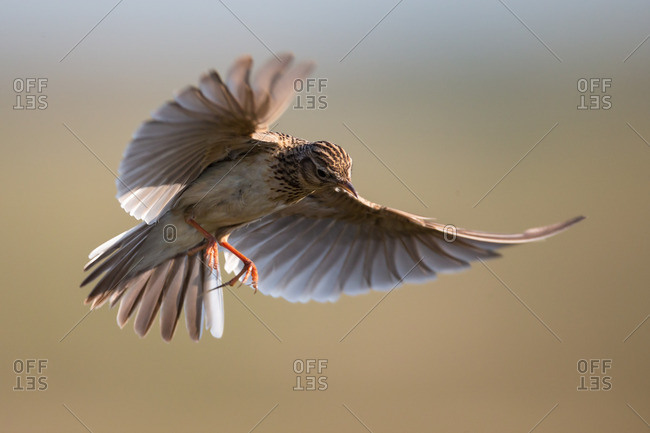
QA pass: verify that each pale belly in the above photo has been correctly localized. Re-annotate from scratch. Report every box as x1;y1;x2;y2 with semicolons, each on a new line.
173;155;287;237
132;153;295;270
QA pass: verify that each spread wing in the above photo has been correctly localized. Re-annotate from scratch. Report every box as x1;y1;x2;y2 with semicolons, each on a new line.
116;53;315;224
227;189;585;303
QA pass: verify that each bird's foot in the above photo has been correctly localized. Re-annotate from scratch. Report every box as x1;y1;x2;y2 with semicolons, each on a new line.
186;217;220;269
188;238;220;269
217;240;259;293
218;260;258;292
204;240;219;269
185;218;258;293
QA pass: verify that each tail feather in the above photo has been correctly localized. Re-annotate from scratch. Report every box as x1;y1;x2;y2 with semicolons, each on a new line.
134;260;171;337
85;224;143;269
159;255;190;341
117;268;153;328
83;224;224;341
83;223;154;304
183;257;204;341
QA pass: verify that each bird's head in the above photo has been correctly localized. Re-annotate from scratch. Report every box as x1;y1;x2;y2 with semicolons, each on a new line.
298;140;357;197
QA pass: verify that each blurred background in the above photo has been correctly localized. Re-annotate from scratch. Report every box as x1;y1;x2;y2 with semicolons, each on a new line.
1;0;649;431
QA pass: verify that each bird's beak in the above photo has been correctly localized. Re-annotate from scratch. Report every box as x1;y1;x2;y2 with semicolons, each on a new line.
337;180;358;198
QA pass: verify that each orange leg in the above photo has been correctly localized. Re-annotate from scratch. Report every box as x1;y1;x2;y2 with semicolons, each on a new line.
218;240;259;292
185;218;258;292
186;218;219;269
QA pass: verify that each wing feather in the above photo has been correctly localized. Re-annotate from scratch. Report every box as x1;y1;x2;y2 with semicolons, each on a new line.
306;222;355;302
116;54;314;224
279;219;337;300
229;189;584;303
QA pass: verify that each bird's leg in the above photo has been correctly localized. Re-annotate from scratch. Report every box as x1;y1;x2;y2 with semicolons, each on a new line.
185;217;219;270
217;241;259;293
185;217;258;292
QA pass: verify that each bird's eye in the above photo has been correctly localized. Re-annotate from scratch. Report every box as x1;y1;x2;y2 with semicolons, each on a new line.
316;168;327;179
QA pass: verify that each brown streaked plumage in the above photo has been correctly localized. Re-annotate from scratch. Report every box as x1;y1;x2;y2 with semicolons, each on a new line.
81;53;585;341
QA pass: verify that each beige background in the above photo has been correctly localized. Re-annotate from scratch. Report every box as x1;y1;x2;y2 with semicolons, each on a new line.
2;0;649;431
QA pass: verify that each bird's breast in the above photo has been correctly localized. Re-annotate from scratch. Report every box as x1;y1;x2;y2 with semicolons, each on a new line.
174;154;289;236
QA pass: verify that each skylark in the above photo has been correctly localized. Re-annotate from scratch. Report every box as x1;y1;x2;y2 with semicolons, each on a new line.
82;53;584;341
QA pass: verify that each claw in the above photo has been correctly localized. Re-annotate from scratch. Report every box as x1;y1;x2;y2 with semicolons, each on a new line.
186;217;259;292
218;258;258;292
205;240;219;269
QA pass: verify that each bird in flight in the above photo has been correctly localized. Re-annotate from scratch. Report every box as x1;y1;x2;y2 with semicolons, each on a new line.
81;53;584;341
